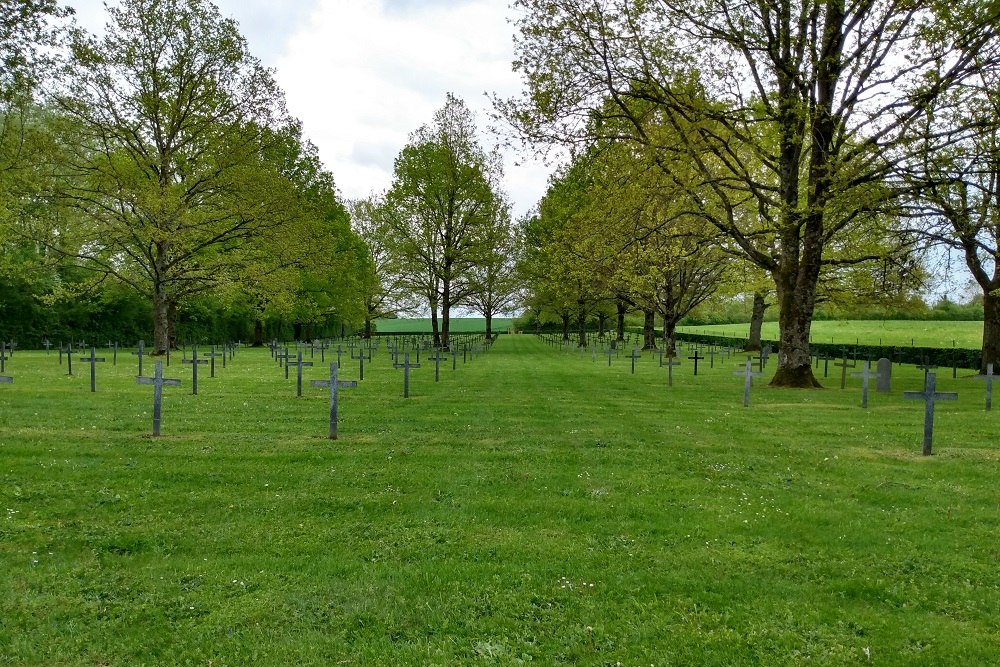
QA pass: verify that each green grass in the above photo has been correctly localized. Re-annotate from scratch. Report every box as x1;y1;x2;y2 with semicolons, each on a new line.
678;320;985;348
1;337;997;665
372;317;515;334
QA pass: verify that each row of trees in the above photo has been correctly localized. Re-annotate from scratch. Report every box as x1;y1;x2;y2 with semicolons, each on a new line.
498;0;1000;383
352;95;523;349
1;0;375;351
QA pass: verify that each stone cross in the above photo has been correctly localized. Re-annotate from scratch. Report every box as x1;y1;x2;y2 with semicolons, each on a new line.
915;358;937;382
287;351;314;397
835;350;857;390
850;360;881;408
393;352;421;398
133;340;146;377
606;345;615;367
204;346;224;378
275;347;293;369
428;350;448;382
136;361;181;437
628;347;642;374
64;345;74;376
734;358;763;408
903;372;958;456
182;345;209;395
661;355;681;387
79;347;106;392
311;363;358;440
43;338;52;354
974;363;995;411
0;343;7;373
688;349;704;376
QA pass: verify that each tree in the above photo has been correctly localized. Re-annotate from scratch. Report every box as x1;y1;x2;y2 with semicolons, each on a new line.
384;93;506;349
499;0;1000;386
905;59;1000;373
44;0;301;354
463;206;523;339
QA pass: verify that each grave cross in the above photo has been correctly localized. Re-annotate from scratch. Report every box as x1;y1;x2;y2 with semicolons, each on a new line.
974;363;995;411
136;361;181;436
133;340;146;377
393;352;421;398
64;345;74;376
903;372;958;456
80;346;106;392
275;347;293;368
734;358;764;408
628;347;642;374
0;343;7;373
287;351;314;397
915;358;937;381
182;345;209;395
835;351;857;390
688;349;704;376
661;355;681;387
43;338;52;354
310;363;358;440
428;350;448;382
204;347;224;378
850;360;881;408
606;345;615;367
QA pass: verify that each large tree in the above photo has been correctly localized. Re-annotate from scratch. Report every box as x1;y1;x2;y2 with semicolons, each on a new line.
499;0;1000;386
384;93;506;349
44;0;300;354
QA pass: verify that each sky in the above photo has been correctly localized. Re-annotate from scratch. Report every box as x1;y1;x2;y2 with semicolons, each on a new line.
64;0;552;218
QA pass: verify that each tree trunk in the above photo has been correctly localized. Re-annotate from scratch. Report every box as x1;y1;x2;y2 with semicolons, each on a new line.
663;316;677;357
746;292;769;352
597;312;608;339
293;322;303;341
771;259;822;388
561;312;570;341
642;309;656;350
152;285;170;356
253;318;264;346
485;311;493;339
982;288;1000;374
430;303;440;348
616;300;626;342
364;317;373;339
441;279;451;351
167;299;178;352
577;299;587;347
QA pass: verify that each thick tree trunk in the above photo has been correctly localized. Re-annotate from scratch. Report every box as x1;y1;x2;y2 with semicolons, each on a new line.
364;317;373;339
441;279;451;351
253;318;264;346
485;312;493;339
577;299;587;347
771;259;822;387
642;309;656;350
430;303;440;348
597;312;608;339
167;299;178;352
616;301;626;342
293;322;303;341
663;316;677;357
746;292;769;352
152;286;170;356
561;312;570;341
982;288;1000;374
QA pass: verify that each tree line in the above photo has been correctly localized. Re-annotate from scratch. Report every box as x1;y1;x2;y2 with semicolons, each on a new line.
0;0;522;351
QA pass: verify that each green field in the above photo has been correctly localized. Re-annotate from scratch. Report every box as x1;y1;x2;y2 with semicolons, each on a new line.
678;320;985;349
372;317;515;334
1;335;997;665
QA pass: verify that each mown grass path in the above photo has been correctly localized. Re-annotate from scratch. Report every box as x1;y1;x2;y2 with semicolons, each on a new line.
1;336;997;665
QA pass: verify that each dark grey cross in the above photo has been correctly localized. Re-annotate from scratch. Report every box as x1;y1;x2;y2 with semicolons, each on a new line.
688;350;704;376
974;363;995;411
275;347;293;369
835;351;857;390
136;361;181;437
734;358;764;408
350;347;366;381
0;343;7;373
64;345;74;376
133;340;146;377
709;347;716;369
182;345;209;394
204;347;224;378
43;338;52;354
393;352;421;398
915;358;937;382
628;347;642;374
428;350;448;382
903;372;958;456
79;347;106;392
108;341;118;366
850;360;881;408
310;363;358;440
606;345;615;367
287;351;314;397
450;349;458;371
334;344;346;368
661;355;681;387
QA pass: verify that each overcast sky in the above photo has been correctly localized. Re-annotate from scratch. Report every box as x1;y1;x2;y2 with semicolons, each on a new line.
65;0;551;218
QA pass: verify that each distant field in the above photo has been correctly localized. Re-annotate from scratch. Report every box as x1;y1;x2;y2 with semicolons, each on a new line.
678;320;984;349
372;317;514;334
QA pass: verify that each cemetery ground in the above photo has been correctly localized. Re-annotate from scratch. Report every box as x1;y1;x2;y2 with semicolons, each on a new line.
0;336;997;666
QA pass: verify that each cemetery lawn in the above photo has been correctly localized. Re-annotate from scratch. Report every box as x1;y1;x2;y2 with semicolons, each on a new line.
1;337;998;666
678;320;985;348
